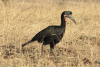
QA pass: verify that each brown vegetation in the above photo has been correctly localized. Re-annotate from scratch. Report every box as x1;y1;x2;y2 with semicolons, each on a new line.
0;0;100;67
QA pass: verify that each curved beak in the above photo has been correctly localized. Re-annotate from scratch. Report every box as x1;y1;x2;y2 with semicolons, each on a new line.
66;15;76;24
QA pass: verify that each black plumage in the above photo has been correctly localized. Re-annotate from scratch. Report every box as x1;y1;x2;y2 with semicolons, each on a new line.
22;11;76;58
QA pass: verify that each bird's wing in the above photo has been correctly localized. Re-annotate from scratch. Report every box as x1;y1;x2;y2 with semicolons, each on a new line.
32;26;54;42
32;26;65;42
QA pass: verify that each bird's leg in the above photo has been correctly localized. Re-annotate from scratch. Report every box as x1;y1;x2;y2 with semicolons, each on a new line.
50;42;57;59
41;44;43;56
50;48;57;59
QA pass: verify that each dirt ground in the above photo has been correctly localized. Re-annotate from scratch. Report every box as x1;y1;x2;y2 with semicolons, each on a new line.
0;0;100;67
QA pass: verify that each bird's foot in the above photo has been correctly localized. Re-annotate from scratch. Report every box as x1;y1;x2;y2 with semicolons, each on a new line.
40;51;44;57
50;49;57;59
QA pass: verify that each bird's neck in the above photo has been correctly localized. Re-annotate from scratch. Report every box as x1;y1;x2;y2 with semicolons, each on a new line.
60;15;67;27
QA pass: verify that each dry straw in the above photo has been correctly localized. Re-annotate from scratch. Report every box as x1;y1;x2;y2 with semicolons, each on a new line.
0;0;100;67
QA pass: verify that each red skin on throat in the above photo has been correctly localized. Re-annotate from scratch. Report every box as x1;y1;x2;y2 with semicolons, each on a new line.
64;15;67;22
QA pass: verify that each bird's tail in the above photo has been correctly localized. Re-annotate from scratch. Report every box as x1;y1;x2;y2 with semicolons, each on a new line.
22;37;36;47
22;41;32;47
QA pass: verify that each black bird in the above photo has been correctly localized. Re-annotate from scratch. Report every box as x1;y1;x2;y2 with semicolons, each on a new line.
22;11;76;58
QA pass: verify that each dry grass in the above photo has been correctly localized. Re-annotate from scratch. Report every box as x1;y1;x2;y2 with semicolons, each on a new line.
0;0;100;67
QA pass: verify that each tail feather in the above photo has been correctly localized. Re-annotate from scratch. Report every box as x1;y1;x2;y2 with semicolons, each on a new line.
22;41;32;47
22;37;37;47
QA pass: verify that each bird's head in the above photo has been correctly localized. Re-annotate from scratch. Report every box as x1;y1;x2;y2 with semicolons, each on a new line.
61;11;76;24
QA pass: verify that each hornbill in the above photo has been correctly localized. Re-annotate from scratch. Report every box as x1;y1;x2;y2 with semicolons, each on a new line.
22;11;76;59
